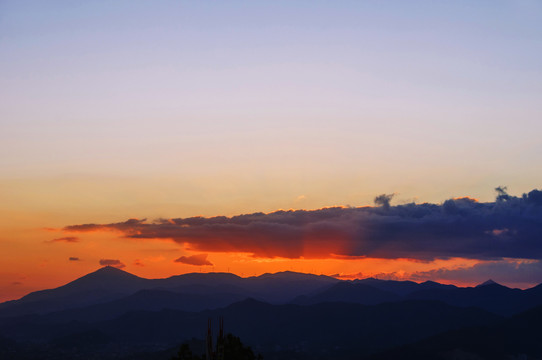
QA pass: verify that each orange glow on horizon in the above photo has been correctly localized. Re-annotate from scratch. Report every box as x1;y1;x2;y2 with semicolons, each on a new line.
2;200;540;303
452;196;479;202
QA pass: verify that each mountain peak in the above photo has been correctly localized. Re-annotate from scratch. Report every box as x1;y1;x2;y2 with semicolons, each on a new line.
476;279;499;287
66;266;148;290
12;266;149;308
421;280;439;286
83;266;140;279
253;271;337;282
95;265;127;273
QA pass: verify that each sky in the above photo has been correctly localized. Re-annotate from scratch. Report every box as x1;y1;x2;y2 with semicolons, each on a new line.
1;1;542;302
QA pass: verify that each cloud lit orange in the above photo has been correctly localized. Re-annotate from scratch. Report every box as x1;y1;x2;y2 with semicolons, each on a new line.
62;189;542;262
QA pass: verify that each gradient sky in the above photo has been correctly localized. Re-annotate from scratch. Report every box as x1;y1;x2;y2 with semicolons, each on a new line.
1;1;542;302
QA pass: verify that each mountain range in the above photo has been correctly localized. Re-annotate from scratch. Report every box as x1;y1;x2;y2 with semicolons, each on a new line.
0;267;338;318
1;267;541;359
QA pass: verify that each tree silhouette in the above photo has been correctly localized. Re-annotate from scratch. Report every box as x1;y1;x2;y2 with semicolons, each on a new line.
223;333;258;360
171;343;202;360
172;333;262;360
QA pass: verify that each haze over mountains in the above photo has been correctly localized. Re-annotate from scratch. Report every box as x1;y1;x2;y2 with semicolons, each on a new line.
1;267;542;359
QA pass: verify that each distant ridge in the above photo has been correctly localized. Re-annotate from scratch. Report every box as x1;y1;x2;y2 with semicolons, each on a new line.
293;281;399;305
0;268;338;317
2;267;542;320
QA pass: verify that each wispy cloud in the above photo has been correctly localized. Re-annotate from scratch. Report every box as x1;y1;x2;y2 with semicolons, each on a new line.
174;254;213;266
99;259;125;268
47;236;79;243
331;272;366;280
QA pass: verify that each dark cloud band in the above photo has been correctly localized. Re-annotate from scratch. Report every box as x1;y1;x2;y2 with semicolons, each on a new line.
64;189;542;261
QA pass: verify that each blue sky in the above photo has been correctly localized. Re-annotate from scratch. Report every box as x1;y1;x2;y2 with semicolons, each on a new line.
2;0;542;209
1;0;542;299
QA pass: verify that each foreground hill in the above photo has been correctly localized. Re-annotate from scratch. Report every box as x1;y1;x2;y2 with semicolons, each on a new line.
38;289;248;323
3;268;542;359
370;303;542;360
0;299;501;359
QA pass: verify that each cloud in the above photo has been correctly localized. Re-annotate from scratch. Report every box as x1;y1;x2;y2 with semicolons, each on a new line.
174;254;213;266
133;259;145;267
48;236;79;243
495;186;511;202
374;193;395;210
69;257;80;261
62;188;542;262
65;218;145;233
11;281;22;286
525;189;542;205
99;259;126;268
331;272;366;280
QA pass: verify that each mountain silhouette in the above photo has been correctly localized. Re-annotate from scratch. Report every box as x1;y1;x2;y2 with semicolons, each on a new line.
0;266;151;317
370;303;542;359
476;279;499;287
3;268;542;320
0;268;338;318
293;281;399;305
355;278;429;296
406;282;531;316
0;298;501;359
2;267;542;360
38;289;247;323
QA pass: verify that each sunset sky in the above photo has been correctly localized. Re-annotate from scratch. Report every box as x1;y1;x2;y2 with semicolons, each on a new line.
1;1;542;302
